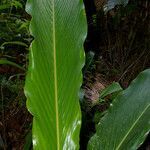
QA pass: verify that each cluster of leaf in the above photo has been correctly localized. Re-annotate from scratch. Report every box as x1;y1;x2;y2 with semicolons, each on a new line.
0;0;30;44
0;0;32;149
0;0;31;70
24;0;150;149
0;13;30;45
0;0;26;12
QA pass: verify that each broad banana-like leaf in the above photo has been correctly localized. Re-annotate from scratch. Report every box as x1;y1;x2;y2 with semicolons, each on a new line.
104;0;129;12
25;0;86;149
88;69;150;150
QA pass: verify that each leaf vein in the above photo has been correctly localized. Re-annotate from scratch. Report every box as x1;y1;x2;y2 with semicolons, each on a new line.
52;1;60;149
116;103;150;150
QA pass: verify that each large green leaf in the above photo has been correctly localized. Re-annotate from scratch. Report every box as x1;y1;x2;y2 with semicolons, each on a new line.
25;0;86;149
88;69;150;150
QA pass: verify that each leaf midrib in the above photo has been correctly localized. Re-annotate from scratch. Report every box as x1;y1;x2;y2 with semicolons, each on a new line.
52;0;60;149
116;103;150;150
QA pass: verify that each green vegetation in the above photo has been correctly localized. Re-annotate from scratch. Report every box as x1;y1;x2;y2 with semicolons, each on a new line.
0;0;32;149
0;0;149;149
24;0;86;149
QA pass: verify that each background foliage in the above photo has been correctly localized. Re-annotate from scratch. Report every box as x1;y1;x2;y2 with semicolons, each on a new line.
0;0;32;149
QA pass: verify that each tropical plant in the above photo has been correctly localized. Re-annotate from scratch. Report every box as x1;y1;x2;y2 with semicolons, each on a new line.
0;0;25;12
24;0;150;150
88;69;150;149
0;0;30;75
24;0;86;149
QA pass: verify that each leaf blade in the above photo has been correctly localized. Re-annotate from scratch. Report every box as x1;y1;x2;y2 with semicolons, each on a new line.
25;0;86;149
100;82;123;98
88;69;150;150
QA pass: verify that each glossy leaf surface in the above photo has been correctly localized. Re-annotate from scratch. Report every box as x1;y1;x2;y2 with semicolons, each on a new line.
25;0;86;149
88;69;150;150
